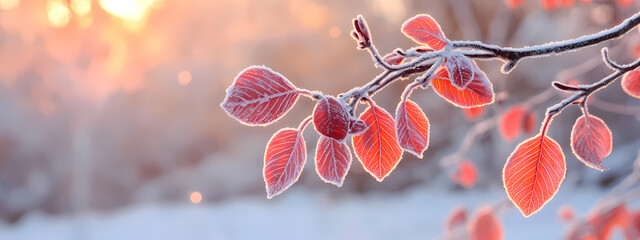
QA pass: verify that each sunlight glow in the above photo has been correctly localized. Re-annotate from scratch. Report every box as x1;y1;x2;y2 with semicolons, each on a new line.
47;0;71;28
100;0;155;21
0;0;19;10
71;0;91;16
190;191;202;204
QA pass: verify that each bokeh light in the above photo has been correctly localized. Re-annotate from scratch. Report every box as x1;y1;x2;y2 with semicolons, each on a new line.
190;191;202;204
47;0;71;28
329;26;341;38
178;71;192;86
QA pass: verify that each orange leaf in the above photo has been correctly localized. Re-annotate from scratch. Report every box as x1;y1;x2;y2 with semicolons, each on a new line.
622;69;640;99
315;136;353;187
263;128;307;199
503;133;566;217
468;206;503;240
431;66;495;108
624;210;640;240
444;206;468;240
352;101;403;181
401;14;448;50
499;106;525;141
453;160;477;189
463;106;485;120
570;115;612;171
395;99;430;158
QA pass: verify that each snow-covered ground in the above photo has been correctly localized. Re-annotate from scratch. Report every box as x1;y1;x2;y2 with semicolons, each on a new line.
0;186;622;240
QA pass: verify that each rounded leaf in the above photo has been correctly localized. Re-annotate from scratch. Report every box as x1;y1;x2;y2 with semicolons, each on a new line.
263;128;307;199
313;96;349;141
315;136;353;187
468;206;503;240
431;66;495;108
221;66;301;126
401;14;448;50
570;115;612;171
622;69;640;99
395;99;430;158
522;110;537;135
445;53;475;90
383;52;405;66
453;160;477;189
352;102;403;182
503;134;566;217
445;206;468;240
463;106;485;121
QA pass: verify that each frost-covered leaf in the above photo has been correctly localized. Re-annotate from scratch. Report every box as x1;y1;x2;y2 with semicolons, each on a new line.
352;101;403;182
622;69;640;99
444;206;468;240
499;106;525;141
570;115;612;171
383;52;405;66
348;118;368;135
445;53;475;90
463;106;485;121
503;133;566;217
221;66;301;126
315;136;352;187
395;99;430;158
401;14;448;50
263;128;306;199
453;160;477;189
313;96;349;141
468;206;503;240
431;66;495;108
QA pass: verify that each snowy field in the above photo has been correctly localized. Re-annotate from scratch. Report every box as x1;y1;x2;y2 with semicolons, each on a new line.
0;186;624;240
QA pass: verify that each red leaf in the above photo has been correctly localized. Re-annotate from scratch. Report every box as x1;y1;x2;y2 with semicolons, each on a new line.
313;96;349;141
622;69;640;99
401;14;448;50
617;0;633;7
499;106;525;141
348;118;368;135
383;52;405;66
315;136;352;187
453;160;477;189
468;206;503;240
570;115;612;171
541;0;557;10
506;0;525;9
558;205;575;222
263;128;307;199
463;106;485;120
503;133;566;217
352;101;403;181
587;204;630;240
395;99;430;158
431;66;495;108
444;206;468;240
522;110;537;135
445;53;475;89
221;66;301;126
